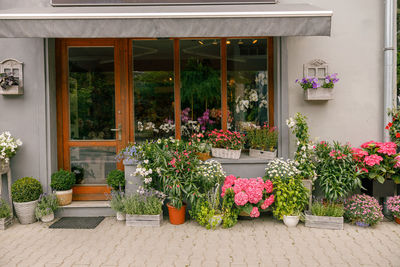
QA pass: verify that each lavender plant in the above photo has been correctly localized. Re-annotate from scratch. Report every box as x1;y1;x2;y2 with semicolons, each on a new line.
35;193;59;219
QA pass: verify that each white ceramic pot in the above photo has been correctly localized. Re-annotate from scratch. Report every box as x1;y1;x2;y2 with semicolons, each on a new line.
116;212;126;221
283;215;300;227
41;212;55;223
55;189;73;206
13;200;38;225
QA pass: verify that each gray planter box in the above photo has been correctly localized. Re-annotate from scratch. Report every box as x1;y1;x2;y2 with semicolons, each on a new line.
305;211;343;230
126;213;162;227
302;179;313;211
123;160;143;195
0;217;12;230
304;87;333;101
249;149;276;160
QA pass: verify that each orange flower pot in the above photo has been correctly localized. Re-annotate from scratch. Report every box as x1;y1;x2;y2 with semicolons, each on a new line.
395;216;400;225
167;203;186;225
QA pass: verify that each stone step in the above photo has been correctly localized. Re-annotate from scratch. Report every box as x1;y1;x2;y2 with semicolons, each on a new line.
56;201;115;217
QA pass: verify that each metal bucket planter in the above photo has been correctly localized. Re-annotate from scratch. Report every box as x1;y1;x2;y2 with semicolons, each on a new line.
304;87;334;101
116;212;126;221
249;149;276;160
55;189;72;206
305;211;343;230
126;213;162;227
14;200;38;224
123;160;143;195
211;148;241;159
40;212;55;223
0;217;13;230
0;160;9;173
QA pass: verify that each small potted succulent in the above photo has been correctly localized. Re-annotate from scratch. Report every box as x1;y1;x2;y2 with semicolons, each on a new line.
344;194;383;227
35;193;59;223
106;170;125;191
11;177;43;224
51;169;76;206
124;187;165;227
247;123;278;159
0;198;12;230
208;129;245;159
385;196;400;224
110;190;126;221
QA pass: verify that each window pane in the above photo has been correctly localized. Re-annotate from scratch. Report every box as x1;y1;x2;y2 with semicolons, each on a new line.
70;146;116;184
133;40;175;142
227;39;268;131
68;47;115;140
180;39;221;137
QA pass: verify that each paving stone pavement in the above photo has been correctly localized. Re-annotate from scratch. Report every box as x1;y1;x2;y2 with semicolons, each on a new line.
1;216;400;267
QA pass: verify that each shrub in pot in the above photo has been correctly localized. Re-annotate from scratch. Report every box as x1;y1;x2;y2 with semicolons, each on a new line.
11;177;43;224
0;198;12;230
51;169;75;206
35;193;59;223
106;170;125;191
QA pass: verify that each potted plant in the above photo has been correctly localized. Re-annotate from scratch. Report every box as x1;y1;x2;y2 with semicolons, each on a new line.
208;129;245;159
272;176;309;227
50;169;76;206
296;73;339;101
385;196;400;224
110;190;126;221
344;194;383;227
247;123;278;159
0;131;22;172
220;175;275;219
107;169;125;191
124;187;165;227
11;177;43;224
190;133;212;161
35;193;58;223
314;141;362;202
0;198;12;230
305;201;345;230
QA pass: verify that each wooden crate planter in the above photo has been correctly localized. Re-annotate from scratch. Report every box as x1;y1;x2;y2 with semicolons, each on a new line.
126;213;162;227
0;217;12;230
305;211;343;230
249;149;276;160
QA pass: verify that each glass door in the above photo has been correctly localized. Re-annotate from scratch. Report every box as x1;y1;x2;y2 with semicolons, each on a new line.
58;39;128;200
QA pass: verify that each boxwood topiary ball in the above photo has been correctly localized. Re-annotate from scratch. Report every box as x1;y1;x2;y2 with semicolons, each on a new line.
11;177;43;203
106;170;125;190
51;169;76;191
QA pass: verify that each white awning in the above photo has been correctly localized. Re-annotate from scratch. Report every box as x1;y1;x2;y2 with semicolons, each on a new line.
0;3;332;37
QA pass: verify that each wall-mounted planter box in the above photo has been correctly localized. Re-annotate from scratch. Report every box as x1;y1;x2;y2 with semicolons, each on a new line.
305;211;343;230
0;217;13;230
249;149;276;160
304;88;333;101
0;59;23;95
126;213;162;227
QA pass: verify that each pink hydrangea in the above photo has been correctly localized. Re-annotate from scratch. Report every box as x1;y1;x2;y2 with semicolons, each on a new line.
250;207;260;218
261;195;274;209
377;142;397;156
234;191;248;206
264;180;273;193
361;141;381;149
363;154;383;166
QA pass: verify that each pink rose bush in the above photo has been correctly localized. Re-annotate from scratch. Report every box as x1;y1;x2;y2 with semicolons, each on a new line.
386;195;400;218
352;141;400;184
221;175;274;218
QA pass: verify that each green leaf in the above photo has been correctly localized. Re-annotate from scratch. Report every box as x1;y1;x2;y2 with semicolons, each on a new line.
376;176;385;184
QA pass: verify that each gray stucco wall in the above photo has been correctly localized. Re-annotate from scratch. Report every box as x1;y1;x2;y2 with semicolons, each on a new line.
0;38;56;193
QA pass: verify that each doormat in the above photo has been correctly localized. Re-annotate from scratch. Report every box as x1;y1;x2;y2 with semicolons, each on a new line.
49;217;104;229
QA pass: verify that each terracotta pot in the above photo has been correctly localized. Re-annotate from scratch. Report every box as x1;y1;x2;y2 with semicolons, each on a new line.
196;152;211;161
394;216;400;225
167;203;186;225
55;189;73;206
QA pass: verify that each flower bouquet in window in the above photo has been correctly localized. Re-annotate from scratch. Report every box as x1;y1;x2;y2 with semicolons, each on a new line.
247;123;278;159
189;133;212;161
208;129;245;159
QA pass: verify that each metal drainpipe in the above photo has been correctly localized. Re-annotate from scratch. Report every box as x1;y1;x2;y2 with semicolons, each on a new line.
384;0;396;142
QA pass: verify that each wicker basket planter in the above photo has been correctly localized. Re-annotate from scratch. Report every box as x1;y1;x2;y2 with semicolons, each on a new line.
0;217;13;230
249;149;276;160
304;87;334;101
211;148;241;159
55;189;72;206
305;211;343;230
13;199;38;225
126;213;162;227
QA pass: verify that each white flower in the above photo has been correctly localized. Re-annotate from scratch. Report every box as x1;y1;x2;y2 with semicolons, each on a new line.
144;159;149;164
286;117;296;128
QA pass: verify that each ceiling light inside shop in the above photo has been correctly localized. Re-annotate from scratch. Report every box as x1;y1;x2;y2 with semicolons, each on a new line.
238;40;244;45
252;39;258;44
226;40;231;45
198;40;204;45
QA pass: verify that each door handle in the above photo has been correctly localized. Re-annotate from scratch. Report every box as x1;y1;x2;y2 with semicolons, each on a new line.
110;123;122;141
